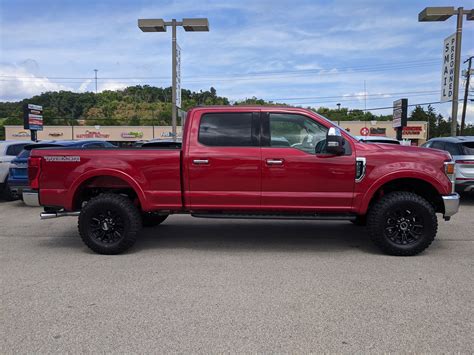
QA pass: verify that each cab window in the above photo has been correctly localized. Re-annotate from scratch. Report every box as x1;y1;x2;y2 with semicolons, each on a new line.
198;112;258;147
268;113;328;154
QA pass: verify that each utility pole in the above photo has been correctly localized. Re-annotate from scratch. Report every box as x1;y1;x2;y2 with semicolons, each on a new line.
461;56;473;135
363;80;367;113
94;69;98;94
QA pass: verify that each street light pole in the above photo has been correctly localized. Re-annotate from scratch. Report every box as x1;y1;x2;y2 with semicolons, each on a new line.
419;6;474;137
451;8;463;137
138;18;209;141
171;19;177;140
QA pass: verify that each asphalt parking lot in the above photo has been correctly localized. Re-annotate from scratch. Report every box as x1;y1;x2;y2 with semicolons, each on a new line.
1;196;473;353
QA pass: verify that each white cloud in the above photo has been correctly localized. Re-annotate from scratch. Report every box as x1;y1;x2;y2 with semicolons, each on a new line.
99;81;128;92
79;79;92;92
0;63;72;101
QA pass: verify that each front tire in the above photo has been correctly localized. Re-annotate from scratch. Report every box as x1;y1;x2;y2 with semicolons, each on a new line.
78;193;142;254
367;192;437;256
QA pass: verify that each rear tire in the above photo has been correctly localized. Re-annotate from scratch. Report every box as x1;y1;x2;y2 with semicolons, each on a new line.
142;212;168;227
78;193;142;255
367;192;437;256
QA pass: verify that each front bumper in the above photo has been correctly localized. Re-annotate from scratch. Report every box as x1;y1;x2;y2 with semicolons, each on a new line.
22;190;40;207
442;193;460;219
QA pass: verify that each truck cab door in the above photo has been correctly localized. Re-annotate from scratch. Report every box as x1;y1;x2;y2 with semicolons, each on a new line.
186;111;261;210
260;112;355;212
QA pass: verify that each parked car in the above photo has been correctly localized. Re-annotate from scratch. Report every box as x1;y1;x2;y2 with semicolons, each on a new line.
28;107;459;256
8;140;115;201
422;136;474;193
0;140;31;200
355;136;401;145
139;139;182;149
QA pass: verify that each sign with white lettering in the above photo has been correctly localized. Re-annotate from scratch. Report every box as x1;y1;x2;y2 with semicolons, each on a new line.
176;43;182;108
392;99;407;128
441;33;456;102
23;104;43;131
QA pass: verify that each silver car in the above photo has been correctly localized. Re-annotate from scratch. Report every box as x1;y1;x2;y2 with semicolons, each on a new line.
422;136;474;193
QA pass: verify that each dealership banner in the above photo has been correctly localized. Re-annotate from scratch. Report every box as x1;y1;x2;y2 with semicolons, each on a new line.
441;33;456;102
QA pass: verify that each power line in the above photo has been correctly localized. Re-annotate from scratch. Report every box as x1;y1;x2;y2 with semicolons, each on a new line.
0;58;441;83
347;99;463;112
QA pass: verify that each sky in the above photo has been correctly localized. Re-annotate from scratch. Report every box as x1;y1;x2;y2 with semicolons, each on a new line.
0;0;473;122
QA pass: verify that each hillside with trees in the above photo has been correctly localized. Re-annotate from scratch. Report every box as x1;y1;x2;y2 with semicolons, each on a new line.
1;85;472;139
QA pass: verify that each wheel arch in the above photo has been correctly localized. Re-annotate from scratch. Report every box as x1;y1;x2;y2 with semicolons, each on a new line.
360;175;445;215
68;169;147;211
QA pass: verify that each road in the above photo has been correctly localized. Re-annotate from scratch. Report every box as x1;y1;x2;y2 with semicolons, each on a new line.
1;197;473;353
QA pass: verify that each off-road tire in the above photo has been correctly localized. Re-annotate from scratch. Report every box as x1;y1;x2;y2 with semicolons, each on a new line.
78;193;142;254
367;191;437;256
350;215;367;226
141;212;168;227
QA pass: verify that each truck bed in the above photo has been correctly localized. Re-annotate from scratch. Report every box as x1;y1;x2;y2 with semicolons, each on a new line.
32;148;182;211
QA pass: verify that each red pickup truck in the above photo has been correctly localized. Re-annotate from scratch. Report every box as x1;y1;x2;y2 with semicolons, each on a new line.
26;106;460;256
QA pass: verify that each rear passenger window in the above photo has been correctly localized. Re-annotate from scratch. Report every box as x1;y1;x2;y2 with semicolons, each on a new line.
462;142;474;155
199;113;256;146
6;144;26;156
444;143;461;155
430;141;445;151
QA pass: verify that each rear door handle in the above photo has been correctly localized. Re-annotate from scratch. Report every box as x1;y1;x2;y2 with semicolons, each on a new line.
266;159;284;165
193;159;209;165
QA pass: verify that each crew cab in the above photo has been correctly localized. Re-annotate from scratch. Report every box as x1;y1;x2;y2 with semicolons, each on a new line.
28;107;460;256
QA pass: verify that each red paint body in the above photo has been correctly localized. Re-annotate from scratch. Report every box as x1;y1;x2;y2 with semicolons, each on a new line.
30;107;453;215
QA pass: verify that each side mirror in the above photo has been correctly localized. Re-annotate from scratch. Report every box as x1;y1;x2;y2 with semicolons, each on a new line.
325;127;345;155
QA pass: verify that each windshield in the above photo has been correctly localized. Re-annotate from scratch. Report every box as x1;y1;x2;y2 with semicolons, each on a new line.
462;142;474;155
315;112;358;141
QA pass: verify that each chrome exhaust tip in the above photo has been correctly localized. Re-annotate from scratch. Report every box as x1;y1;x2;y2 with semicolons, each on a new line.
40;211;80;219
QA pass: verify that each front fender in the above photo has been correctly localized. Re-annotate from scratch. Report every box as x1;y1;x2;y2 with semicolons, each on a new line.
356;169;448;215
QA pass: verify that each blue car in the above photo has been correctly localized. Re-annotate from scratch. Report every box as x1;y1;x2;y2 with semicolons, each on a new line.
8;140;115;200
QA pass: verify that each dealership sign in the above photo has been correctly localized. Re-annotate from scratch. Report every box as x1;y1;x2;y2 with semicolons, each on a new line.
121;131;144;139
441;33;456;102
23;104;43;131
76;130;110;139
392;99;408;128
12;131;31;138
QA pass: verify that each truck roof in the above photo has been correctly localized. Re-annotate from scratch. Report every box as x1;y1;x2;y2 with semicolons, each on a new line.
189;105;310;112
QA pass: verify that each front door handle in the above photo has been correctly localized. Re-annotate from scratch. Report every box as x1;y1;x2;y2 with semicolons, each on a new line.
193;159;209;165
266;159;284;165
